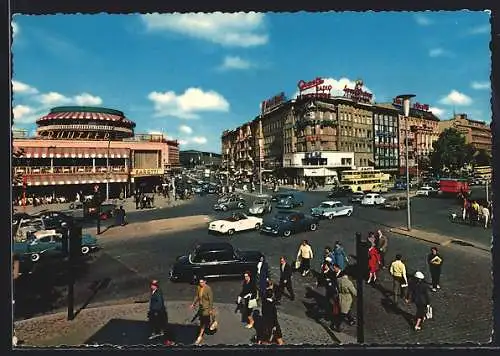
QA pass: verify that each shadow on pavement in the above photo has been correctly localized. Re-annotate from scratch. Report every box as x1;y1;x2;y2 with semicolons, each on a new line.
85;319;199;346
74;277;112;318
302;287;340;343
370;281;414;327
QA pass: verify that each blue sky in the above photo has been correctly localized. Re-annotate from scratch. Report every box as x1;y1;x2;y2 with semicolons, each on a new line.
11;11;491;153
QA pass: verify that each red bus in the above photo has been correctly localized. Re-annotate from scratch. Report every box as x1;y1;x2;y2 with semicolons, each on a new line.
438;178;470;198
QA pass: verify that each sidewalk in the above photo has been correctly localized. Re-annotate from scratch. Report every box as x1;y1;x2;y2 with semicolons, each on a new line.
389;227;490;252
14;301;352;346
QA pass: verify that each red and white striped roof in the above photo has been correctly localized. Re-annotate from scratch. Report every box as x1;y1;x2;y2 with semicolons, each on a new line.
19;174;129;187
37;112;134;125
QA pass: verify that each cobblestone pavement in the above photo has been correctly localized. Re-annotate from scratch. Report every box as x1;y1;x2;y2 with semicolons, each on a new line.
14;190;493;345
14;301;342;346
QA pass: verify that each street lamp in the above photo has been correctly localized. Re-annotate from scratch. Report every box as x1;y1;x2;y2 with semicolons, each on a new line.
396;94;415;232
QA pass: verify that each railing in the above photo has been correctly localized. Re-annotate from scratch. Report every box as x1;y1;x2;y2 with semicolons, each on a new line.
13;165;129;175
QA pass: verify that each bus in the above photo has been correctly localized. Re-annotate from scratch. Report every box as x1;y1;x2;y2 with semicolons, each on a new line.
340;167;391;193
473;165;492;183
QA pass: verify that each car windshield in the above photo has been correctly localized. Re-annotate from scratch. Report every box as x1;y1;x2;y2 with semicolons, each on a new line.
274;214;291;221
320;203;332;208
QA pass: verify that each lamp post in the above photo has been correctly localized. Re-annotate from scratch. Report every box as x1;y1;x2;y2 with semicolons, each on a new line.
396;94;415;232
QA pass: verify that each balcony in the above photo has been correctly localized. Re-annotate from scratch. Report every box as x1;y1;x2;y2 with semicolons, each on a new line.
13;165;129;175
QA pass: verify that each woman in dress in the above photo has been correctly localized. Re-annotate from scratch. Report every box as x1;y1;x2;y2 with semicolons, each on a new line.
238;271;257;329
367;243;381;284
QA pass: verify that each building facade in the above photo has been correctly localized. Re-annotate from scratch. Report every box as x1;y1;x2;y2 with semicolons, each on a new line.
438;113;492;153
371;105;400;173
179;150;222;168
12;106;180;202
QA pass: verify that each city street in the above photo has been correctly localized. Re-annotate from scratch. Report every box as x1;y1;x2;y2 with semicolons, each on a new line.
14;186;493;344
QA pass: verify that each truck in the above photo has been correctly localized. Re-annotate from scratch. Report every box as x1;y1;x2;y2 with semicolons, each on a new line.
438;178;470;198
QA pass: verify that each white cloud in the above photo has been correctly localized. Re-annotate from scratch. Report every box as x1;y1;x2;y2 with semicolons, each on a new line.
428;48;453;58
414;14;433;26
13;105;33;121
148;87;230;119
141;12;268;47
12;80;39;95
178;139;188;146
12;22;19;38
219;56;252;70
428;106;445;118
291;77;373;100
471;81;490;90
37;92;72;106
179;125;193;134
74;93;103;106
467;24;490;35
192;136;208;144
439;90;473;106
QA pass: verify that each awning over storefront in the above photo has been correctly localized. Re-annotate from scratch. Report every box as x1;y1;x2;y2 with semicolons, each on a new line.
17;146;130;159
25;174;129;186
302;167;339;177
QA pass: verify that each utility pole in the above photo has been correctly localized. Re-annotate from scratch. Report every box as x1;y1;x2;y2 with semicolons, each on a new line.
355;232;365;343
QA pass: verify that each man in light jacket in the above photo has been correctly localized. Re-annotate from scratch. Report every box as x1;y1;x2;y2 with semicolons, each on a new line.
389;254;408;304
335;274;357;331
296;240;313;276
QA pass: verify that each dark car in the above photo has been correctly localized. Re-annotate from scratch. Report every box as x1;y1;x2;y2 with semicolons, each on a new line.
260;211;319;238
327;186;352;198
275;192;305;209
169;242;263;283
207;184;219;194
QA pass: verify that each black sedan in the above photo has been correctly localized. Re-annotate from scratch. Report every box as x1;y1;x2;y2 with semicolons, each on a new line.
260;211;319;238
169;241;263;283
327;186;352;198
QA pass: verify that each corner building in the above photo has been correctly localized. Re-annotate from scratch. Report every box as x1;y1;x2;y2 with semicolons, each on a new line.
438;113;492;153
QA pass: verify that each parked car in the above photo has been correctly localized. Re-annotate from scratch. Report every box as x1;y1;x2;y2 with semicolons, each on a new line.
327;186;352;198
15;217;49;240
361;193;386;206
415;186;439;197
382;196;408;210
207;184;219;194
275;192;305;209
208;212;263;236
169;241;263;283
248;197;272;216
350;191;365;203
217;193;240;204
260;211;319;238
310;201;353;220
213;196;247;211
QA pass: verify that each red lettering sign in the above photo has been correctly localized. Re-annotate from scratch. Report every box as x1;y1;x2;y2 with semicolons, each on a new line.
261;92;286;115
343;80;373;103
298;77;325;91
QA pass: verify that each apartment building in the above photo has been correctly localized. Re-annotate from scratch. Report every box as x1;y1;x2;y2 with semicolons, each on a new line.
438;113;492;153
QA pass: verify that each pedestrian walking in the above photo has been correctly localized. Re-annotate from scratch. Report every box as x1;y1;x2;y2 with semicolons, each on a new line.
318;262;340;327
427;247;443;291
367;231;376;247
335;273;357;331
257;256;270;301
481;204;490;229
377;230;388;268
148;280;169;340
296;240;313;276
332;241;348;271
260;280;284;345
389;254;408;304
135;191;140;210
115;205;126;226
238;271;257;329
324;246;335;265
462;198;469;221
190;277;214;345
276;256;295;302
406;271;431;331
367;243;381;284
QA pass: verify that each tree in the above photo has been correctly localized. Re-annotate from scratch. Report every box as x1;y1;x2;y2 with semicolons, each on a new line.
417;155;431;172
473;148;491;167
430;128;473;174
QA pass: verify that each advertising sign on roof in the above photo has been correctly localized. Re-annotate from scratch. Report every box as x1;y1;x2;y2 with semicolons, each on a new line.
343;80;373;103
261;92;286;115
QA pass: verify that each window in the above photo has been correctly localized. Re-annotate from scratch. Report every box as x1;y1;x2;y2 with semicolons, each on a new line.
212;250;234;261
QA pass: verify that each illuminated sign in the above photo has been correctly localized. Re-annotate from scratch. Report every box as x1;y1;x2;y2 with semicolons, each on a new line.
343;80;373;103
131;168;164;176
392;98;430;111
43;131;111;140
261;92;286;115
297;77;332;99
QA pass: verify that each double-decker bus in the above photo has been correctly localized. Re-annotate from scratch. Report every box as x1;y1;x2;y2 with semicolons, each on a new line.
473;165;492;182
340;167;391;193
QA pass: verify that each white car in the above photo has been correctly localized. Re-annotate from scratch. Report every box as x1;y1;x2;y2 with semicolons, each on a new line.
361;193;386;206
208;212;263;236
415;186;438;197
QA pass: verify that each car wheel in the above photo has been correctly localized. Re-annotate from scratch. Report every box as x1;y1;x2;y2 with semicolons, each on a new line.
81;246;90;255
228;229;235;236
31;253;40;262
347;210;352;217
309;223;318;231
222;205;228;211
238;203;244;209
327;214;334;220
254;223;261;230
282;230;292;238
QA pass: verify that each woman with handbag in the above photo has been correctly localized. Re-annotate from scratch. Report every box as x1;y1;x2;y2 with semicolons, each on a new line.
406;271;431;331
238;271;257;329
190;277;214;345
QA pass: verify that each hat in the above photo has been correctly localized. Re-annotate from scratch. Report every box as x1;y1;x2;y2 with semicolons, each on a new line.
414;271;425;279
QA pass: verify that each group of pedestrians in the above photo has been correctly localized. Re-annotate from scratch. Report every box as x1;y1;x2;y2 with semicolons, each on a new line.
461;197;492;228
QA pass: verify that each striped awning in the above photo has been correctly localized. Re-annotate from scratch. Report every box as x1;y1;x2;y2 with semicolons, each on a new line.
25;174;129;186
15;147;130;159
37;111;134;125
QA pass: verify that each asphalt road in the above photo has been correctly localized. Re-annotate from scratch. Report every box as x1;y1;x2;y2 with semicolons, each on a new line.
14;186;493;344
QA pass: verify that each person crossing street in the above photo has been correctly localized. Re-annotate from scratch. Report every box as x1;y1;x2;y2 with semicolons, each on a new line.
427;247;443;291
148;280;170;341
296;240;313;276
276;256;295;303
389;254;408;304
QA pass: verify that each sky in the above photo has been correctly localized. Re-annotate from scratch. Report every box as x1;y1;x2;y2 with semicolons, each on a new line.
11;11;491;153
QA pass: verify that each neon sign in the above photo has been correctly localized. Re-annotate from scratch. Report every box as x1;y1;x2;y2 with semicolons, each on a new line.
297;77;332;99
261;92;286;115
392;98;430;111
343;80;373;103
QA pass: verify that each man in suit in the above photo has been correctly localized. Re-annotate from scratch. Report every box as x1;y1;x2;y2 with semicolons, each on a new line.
276;256;295;302
148;280;169;340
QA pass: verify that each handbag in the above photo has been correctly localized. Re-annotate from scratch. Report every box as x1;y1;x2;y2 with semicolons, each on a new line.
295;259;301;270
426;305;433;319
248;298;258;309
209;309;218;331
332;298;340;316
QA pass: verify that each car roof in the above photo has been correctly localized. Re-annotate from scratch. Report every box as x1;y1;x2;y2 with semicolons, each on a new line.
366;193;378;197
321;201;341;205
195;242;234;252
33;229;58;238
353;191;364;195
